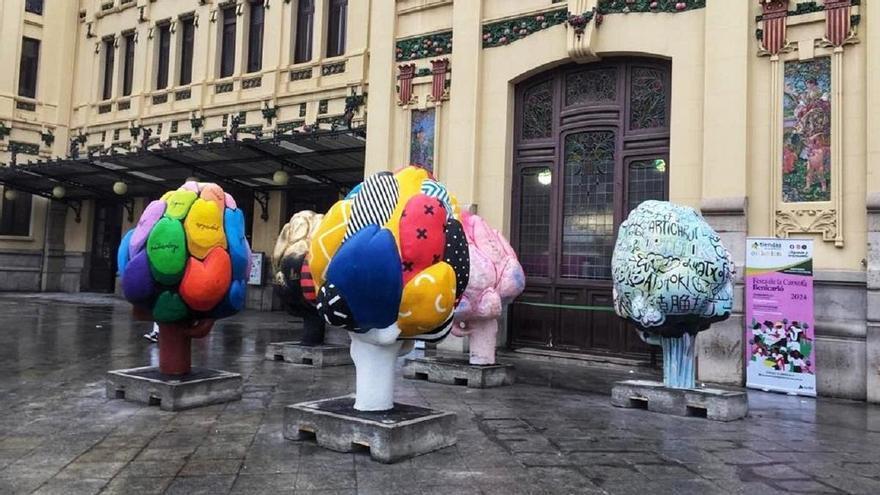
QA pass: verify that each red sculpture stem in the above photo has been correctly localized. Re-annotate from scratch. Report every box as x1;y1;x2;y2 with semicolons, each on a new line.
157;320;215;375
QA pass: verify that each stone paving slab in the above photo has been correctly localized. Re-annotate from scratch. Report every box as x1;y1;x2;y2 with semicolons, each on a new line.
402;356;514;388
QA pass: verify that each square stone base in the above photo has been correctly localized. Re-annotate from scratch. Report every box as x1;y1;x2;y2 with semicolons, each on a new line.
265;342;353;367
106;366;242;411
611;379;748;422
402;356;514;388
283;396;457;463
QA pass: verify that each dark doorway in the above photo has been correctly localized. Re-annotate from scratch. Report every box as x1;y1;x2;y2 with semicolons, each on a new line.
89;201;123;293
509;58;671;359
285;186;340;220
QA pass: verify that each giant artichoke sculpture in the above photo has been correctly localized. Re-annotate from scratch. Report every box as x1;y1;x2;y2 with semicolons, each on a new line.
117;181;251;375
452;211;525;365
272;210;325;345
612;200;734;388
309;166;469;410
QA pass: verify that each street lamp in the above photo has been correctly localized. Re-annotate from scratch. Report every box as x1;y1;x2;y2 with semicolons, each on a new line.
3;189;17;201
52;186;66;199
113;181;128;195
273;170;289;186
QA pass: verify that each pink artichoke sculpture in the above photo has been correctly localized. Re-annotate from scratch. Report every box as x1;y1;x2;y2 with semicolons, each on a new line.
452;210;525;365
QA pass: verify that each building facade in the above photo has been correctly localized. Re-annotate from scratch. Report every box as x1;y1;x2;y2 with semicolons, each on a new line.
364;0;878;402
2;0;879;403
0;0;368;306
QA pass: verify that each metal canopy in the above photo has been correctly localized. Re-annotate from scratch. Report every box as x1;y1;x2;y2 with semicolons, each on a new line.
0;129;366;209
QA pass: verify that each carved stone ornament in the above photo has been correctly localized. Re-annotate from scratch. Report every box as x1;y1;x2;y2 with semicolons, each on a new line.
567;0;600;63
775;209;838;243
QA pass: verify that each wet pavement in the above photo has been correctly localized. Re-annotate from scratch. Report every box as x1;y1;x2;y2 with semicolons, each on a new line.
1;293;880;494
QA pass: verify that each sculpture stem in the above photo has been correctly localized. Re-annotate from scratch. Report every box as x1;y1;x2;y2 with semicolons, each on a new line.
300;312;326;346
158;323;192;376
349;334;402;411
661;332;696;389
467;319;499;365
158;320;214;375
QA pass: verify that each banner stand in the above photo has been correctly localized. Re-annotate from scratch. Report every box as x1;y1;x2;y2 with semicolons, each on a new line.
745;238;816;397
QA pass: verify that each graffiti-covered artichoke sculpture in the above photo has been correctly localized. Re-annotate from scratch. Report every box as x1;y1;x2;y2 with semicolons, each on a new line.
117;181;251;375
451;211;525;365
309;166;469;411
272;210;325;345
612;200;734;388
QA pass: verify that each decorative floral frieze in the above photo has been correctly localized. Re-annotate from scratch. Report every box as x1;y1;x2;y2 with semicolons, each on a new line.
8;141;40;155
276;120;305;134
321;61;346;76
175;89;191;100
242;76;262;89
290;68;312;81
215;82;233;94
98;104;112;114
238;124;263;136
396;31;452;61
597;0;705;14
170;134;193;145
152;94;168;104
118;100;131;110
15;101;36;112
482;8;568;48
202;129;226;142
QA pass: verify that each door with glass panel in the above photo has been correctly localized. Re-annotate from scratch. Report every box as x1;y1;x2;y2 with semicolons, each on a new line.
510;59;671;358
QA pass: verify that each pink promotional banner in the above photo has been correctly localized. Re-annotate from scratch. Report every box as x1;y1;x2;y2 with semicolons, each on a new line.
745;238;816;397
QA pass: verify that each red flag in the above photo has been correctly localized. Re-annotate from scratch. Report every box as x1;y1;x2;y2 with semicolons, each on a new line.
825;0;852;47
761;0;789;55
430;59;449;102
398;64;415;105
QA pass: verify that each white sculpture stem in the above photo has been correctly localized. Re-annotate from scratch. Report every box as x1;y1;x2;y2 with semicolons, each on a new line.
349;325;402;412
466;319;498;365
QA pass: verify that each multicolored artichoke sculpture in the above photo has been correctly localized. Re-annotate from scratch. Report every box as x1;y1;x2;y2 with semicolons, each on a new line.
309;166;469;411
612;200;734;388
117;181;251;375
272;211;325;345
451;211;525;365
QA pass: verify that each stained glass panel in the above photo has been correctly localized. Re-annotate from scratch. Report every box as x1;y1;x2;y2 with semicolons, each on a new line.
630;67;667;130
518;167;552;278
627;158;667;214
783;58;831;203
561;131;616;279
522;80;553;139
565;68;617;106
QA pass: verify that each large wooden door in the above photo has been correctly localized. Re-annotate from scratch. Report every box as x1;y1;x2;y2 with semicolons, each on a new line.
89;201;123;293
509;59;671;359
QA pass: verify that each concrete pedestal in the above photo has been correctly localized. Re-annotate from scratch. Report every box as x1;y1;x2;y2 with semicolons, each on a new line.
402;356;514;388
106;366;242;411
611;379;748;422
283;396;457;463
265;342;353;367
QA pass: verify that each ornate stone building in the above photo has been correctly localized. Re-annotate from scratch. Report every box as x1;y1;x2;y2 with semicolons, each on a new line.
362;0;877;402
2;0;879;402
0;0;369;307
